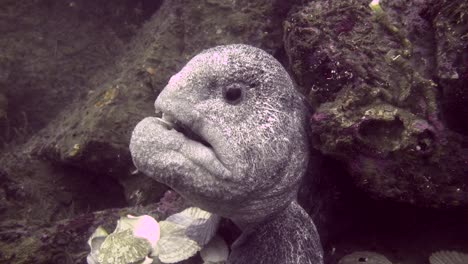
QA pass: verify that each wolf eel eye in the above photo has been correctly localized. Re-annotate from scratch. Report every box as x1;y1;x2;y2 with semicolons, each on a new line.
223;86;243;105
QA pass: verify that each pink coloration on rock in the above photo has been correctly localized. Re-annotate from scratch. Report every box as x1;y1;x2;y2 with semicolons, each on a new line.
156;190;188;217
428;114;445;131
418;98;427;113
427;114;448;143
413;120;434;132
348;158;362;174
312;112;329;122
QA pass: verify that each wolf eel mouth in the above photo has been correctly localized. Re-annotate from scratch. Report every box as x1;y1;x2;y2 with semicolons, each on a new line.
147;111;233;182
155;112;213;149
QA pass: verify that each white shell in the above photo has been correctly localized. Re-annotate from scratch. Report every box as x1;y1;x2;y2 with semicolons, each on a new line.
164;207;220;246
338;251;392;264
87;255;99;264
157;220;186;242
200;235;229;264
141;256;156;264
186;214;221;246
87;226;109;264
87;226;108;249
156;207;220;263
158;235;201;263
166;207;212;225
429;250;468;264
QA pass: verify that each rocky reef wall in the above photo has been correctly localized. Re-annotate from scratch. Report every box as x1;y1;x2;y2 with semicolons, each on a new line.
0;0;466;263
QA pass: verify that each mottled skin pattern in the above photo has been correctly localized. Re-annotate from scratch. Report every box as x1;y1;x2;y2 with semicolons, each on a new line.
230;201;323;264
130;44;323;263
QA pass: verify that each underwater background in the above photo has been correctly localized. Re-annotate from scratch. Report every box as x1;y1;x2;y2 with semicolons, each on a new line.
0;0;467;263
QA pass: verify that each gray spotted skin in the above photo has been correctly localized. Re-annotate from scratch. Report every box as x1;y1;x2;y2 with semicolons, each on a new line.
229;201;323;264
130;44;323;263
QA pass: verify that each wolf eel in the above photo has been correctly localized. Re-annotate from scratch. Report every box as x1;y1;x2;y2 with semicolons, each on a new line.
130;44;323;264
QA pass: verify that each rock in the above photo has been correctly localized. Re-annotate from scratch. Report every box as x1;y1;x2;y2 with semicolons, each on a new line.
0;0;140;135
0;0;163;227
430;0;468;135
338;251;392;264
0;93;6;119
0;93;7;142
285;0;468;207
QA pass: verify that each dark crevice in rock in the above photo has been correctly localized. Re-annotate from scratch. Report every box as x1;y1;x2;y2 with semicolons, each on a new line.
358;117;405;151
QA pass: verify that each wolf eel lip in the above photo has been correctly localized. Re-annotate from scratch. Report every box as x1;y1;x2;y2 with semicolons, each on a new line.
150;111;233;181
155;112;213;148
